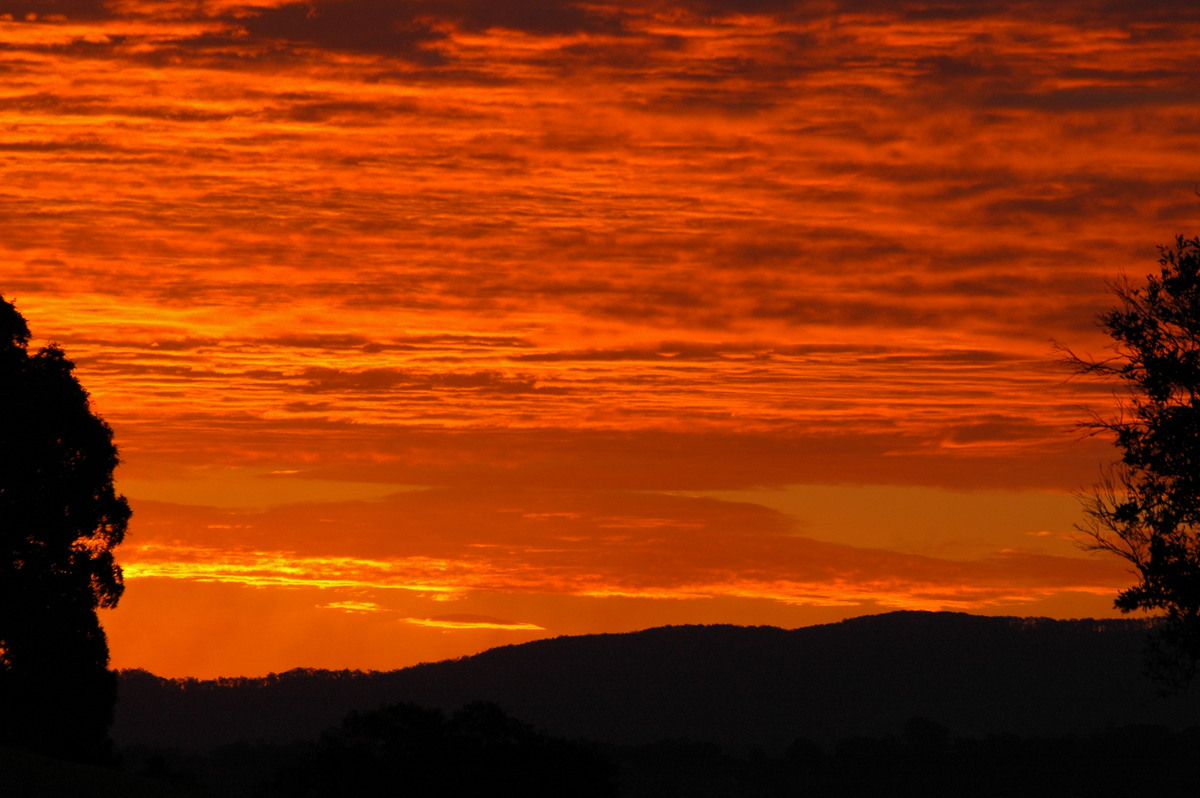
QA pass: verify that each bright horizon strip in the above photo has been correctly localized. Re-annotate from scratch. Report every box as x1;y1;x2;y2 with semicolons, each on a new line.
4;0;1199;676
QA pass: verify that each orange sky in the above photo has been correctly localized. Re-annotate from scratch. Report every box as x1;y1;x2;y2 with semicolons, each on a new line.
2;0;1198;678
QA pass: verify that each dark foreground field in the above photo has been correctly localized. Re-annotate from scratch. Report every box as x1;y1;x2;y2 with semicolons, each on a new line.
11;716;1200;797
1;745;208;798
110;719;1200;798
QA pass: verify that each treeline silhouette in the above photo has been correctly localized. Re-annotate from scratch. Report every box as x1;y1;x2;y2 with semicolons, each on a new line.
259;700;615;798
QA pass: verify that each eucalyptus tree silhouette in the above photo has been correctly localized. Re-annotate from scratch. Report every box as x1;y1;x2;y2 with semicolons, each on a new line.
1065;235;1200;688
0;296;129;761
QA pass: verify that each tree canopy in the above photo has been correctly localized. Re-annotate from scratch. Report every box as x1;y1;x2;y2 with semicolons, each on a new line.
262;700;617;798
1067;235;1200;687
0;295;129;761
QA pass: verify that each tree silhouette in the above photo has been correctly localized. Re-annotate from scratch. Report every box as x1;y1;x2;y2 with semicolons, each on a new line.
1065;235;1200;688
263;700;616;797
0;296;129;761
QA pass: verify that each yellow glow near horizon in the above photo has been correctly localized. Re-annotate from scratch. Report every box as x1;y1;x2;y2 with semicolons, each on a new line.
402;616;547;631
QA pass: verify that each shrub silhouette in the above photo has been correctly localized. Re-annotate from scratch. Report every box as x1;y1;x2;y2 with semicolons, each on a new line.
0;296;129;762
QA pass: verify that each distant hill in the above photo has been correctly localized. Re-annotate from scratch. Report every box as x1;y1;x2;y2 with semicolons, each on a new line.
113;611;1200;755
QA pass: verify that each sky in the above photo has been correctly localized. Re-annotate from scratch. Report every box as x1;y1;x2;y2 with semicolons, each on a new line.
1;0;1198;678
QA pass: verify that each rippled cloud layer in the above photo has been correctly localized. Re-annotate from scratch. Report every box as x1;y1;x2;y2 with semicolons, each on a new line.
3;0;1196;675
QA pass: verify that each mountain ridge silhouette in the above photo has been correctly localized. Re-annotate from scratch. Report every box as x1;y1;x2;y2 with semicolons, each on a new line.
114;610;1198;754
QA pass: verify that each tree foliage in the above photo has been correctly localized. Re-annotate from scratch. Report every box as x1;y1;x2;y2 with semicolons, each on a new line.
0;296;129;761
1067;235;1200;687
263;700;617;798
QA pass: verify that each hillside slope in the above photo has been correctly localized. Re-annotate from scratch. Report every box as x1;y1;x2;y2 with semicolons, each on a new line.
114;611;1200;754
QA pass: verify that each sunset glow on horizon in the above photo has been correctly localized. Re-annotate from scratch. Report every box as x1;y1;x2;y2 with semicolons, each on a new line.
3;0;1198;678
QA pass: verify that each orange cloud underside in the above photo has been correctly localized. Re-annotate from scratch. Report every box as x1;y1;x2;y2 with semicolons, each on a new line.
4;1;1197;676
